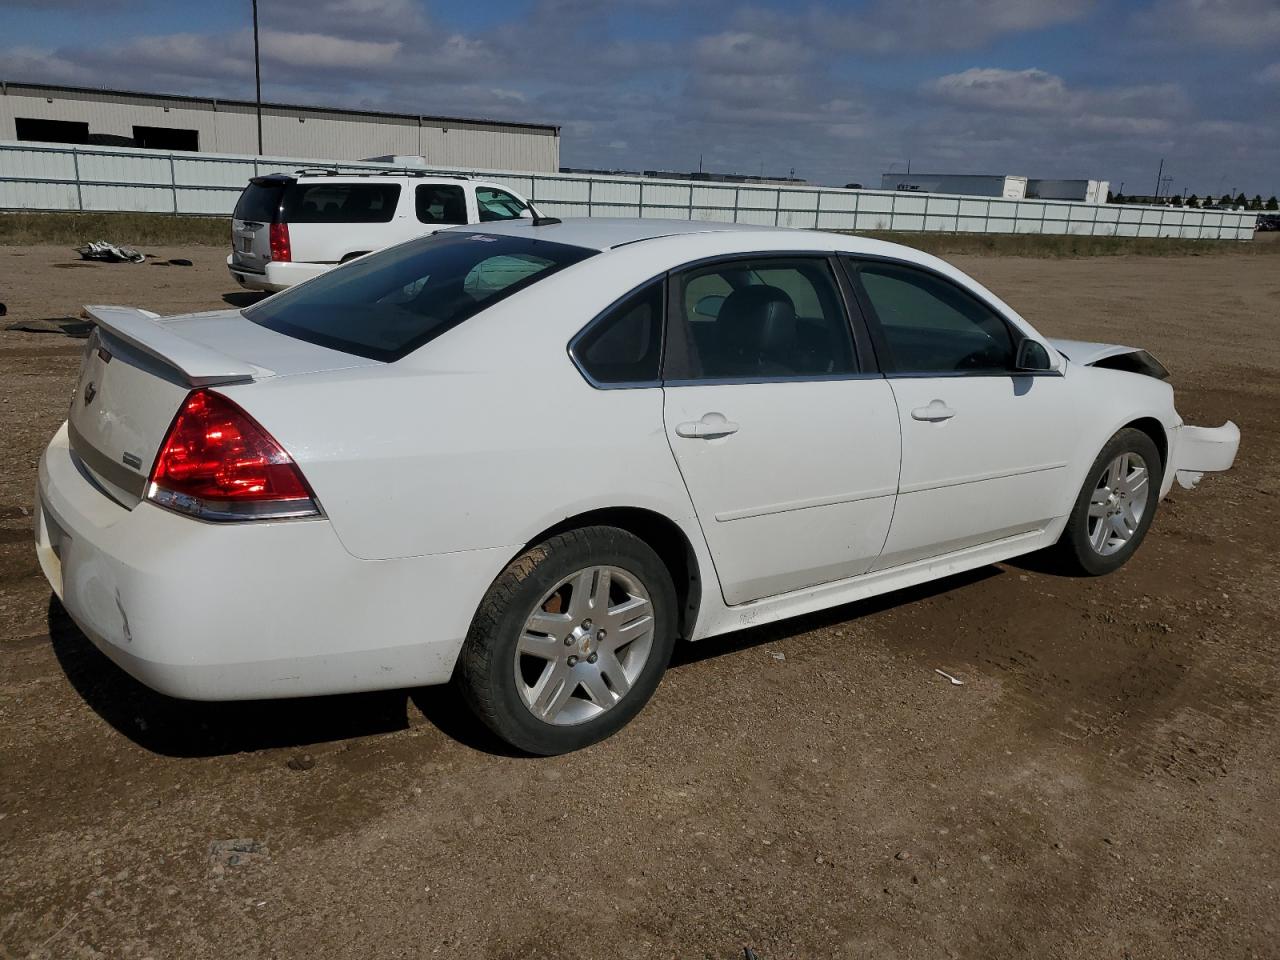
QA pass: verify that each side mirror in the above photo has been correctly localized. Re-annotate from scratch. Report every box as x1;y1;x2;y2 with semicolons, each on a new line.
1015;338;1054;372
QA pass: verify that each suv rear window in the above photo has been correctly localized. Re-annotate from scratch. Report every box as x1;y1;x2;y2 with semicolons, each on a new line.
245;232;597;361
234;180;286;222
282;183;401;224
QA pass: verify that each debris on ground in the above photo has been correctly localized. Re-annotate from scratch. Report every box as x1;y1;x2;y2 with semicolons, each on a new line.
287;753;316;771
75;240;145;263
934;669;965;686
209;839;267;869
0;302;6;316
769;651;786;661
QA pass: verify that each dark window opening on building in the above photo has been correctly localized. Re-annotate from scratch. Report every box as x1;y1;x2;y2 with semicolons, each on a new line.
132;126;200;151
15;118;90;144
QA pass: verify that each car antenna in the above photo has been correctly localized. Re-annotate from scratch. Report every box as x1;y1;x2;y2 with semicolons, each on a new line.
528;201;561;226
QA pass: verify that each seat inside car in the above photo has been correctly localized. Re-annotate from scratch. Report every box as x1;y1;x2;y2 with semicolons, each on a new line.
702;284;798;378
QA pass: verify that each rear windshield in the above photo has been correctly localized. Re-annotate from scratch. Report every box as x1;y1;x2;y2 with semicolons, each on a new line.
244;232;597;361
234;180;286;222
282;182;401;223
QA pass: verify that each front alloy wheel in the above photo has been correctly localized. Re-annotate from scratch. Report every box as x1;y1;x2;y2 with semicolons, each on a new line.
1086;451;1152;557
1056;426;1163;575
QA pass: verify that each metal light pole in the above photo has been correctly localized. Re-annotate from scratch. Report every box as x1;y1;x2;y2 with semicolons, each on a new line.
252;0;263;155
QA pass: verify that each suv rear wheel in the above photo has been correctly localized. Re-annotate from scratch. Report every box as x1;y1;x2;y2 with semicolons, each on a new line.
456;526;677;755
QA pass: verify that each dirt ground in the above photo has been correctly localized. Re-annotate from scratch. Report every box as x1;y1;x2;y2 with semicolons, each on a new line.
1;243;1277;960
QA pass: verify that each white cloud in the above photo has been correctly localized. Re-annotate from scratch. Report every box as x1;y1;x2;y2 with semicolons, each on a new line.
928;67;1188;129
1138;0;1280;47
1256;62;1280;82
741;0;1095;53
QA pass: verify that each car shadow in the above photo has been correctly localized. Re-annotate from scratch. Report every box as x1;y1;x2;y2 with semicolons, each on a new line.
669;566;1002;669
48;597;418;759
221;292;269;308
48;566;1007;759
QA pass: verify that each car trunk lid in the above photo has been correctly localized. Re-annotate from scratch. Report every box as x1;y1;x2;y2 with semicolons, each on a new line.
69;305;377;508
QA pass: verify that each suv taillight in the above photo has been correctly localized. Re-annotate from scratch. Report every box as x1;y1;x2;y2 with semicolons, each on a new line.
269;221;291;262
146;389;320;521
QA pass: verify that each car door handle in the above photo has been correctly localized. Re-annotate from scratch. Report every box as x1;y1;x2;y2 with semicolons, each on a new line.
676;412;740;439
911;400;956;422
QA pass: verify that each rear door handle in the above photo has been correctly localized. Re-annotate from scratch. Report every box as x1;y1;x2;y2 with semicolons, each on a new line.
675;412;739;439
911;399;956;422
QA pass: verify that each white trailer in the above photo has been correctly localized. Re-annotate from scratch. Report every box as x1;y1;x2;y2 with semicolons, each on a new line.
879;173;1028;199
1027;179;1110;204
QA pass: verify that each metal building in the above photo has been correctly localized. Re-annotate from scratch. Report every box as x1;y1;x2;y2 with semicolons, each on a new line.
881;173;1028;199
0;80;560;172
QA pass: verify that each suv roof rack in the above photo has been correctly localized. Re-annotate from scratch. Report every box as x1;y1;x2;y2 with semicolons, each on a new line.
290;168;473;181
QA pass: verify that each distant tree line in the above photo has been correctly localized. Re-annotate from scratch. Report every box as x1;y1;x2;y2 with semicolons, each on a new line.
1107;190;1279;210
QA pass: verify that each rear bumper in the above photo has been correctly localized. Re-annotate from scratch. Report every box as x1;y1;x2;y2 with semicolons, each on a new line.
226;256;329;293
1169;420;1241;490
36;422;509;701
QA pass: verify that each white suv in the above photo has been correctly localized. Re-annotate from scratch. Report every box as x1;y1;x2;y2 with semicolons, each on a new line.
227;171;536;292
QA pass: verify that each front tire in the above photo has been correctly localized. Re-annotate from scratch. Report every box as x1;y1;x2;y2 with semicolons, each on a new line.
1055;427;1163;575
456;526;677;755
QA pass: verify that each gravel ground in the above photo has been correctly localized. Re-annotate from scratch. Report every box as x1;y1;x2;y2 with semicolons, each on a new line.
1;244;1277;960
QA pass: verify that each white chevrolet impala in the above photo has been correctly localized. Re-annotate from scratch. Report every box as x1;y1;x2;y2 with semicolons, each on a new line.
35;219;1239;754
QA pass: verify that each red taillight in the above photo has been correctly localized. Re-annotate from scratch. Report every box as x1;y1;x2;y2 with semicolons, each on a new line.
269;221;291;262
147;389;319;521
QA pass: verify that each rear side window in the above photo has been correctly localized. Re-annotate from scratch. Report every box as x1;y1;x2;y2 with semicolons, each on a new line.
282;183;401;224
476;187;528;222
416;184;467;225
573;282;663;385
234;181;285;222
666;258;857;381
245;232;596;362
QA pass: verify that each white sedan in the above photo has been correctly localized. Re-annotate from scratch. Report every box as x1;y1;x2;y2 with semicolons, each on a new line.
35;219;1239;754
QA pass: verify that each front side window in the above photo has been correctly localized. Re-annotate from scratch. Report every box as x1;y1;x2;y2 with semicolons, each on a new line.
245;232;596;361
665;258;857;381
574;282;663;385
416;184;467;225
853;261;1015;373
476;187;529;222
282;183;401;224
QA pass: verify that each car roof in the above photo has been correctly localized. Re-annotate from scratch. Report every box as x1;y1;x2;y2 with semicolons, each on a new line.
450;217;781;251
448;217;941;263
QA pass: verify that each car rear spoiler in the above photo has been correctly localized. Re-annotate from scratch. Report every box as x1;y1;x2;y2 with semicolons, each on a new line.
84;305;266;387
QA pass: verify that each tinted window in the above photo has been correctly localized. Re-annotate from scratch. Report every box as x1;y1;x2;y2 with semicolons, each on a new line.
666;259;856;380
234;180;285;222
855;262;1015;373
416;184;467;225
476;187;528;222
574;282;663;385
282;183;401;224
245;232;596;362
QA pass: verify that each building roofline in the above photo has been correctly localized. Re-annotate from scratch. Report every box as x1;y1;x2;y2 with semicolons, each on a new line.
0;79;560;135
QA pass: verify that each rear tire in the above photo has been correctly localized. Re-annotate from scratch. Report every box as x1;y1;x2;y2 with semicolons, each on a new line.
456;526;677;755
1054;427;1163;576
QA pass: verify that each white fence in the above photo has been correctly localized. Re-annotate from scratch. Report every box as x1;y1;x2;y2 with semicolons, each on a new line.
0;140;1258;240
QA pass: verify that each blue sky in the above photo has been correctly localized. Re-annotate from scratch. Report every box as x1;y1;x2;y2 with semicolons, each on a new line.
4;0;1278;196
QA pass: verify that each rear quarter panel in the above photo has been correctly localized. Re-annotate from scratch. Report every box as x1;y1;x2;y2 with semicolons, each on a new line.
220;251;705;564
